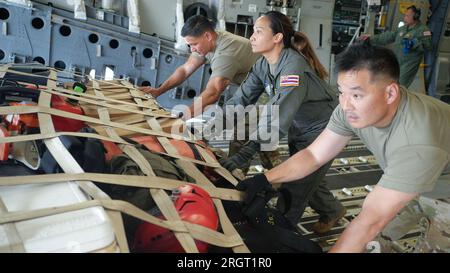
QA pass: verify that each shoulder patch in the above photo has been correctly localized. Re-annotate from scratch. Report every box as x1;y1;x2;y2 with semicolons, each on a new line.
423;30;432;36
280;75;300;87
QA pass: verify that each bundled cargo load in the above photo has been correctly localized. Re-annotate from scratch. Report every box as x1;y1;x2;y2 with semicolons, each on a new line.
0;64;246;253
0;64;320;253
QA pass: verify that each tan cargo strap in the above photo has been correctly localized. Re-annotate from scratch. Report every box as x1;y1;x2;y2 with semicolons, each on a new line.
0;174;243;201
124;81;249;253
41;87;173;118
1;66;155;102
0;199;244;249
0;198;26;253
0;105;194;142
0;65;249;253
0;64;11;78
92;81;200;253
42;71;130;252
49;86;161;110
0;132;129;145
0;133;221;168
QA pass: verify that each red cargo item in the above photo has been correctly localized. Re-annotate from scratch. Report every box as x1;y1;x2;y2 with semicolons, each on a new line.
4;102;40;135
132;184;218;253
50;95;85;132
132;136;221;182
101;140;124;162
0;125;10;161
3;95;85;133
103;135;217;161
102;136;221;182
131;136;215;159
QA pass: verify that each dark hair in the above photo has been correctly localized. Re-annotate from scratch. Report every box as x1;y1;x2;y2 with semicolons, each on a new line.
264;11;294;48
181;15;216;37
335;40;400;82
264;11;328;79
407;5;421;21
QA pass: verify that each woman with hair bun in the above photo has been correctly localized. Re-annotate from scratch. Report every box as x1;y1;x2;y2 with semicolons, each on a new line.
222;11;346;232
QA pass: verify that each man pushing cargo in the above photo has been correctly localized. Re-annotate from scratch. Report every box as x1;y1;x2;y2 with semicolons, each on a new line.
237;41;450;252
140;15;259;121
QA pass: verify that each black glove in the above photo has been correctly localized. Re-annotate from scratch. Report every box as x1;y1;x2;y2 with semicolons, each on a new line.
219;141;260;172
236;173;276;218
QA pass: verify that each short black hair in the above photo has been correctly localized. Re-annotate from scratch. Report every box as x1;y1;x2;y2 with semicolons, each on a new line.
181;15;216;37
335;40;400;82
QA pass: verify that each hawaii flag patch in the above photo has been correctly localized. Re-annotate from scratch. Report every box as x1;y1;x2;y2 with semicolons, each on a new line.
280;75;300;87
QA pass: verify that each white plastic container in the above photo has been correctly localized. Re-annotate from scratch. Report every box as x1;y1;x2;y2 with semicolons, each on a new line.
0;181;116;253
